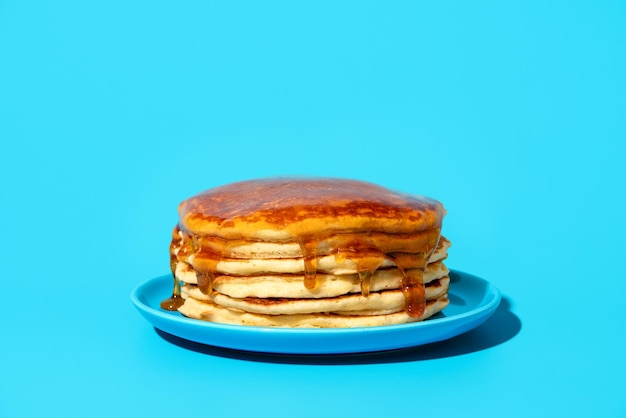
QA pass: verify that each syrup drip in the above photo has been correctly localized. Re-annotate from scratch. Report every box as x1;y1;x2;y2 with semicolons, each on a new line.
192;238;227;295
401;268;426;318
333;240;385;298
160;226;185;311
358;270;373;297
196;271;214;295
409;230;441;317
159;277;183;310
297;238;319;290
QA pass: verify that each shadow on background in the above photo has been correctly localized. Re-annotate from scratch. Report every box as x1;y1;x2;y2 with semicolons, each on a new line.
155;296;520;365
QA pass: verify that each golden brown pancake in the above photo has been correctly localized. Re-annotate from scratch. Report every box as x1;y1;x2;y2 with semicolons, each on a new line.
161;178;451;328
178;294;450;328
178;178;445;240
181;276;450;315
175;256;450;299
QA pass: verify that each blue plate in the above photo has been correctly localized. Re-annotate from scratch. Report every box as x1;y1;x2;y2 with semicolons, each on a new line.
131;270;501;354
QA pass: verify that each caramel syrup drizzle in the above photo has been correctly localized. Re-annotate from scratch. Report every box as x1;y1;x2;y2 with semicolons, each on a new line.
160;226;185;310
294;229;441;318
297;238;319;290
162;225;442;319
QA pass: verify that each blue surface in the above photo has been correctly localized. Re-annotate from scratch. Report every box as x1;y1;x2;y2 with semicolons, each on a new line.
1;1;625;417
131;271;501;354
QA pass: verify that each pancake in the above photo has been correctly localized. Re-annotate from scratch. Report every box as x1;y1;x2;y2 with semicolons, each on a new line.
174;236;450;281
175;258;449;299
177;178;444;240
181;276;450;315
178;294;450;328
161;178;451;328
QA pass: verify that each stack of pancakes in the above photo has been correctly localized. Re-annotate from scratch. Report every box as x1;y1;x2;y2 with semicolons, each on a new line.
164;178;451;328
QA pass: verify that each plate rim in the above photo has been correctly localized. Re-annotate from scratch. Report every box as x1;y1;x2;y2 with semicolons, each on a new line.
131;269;501;354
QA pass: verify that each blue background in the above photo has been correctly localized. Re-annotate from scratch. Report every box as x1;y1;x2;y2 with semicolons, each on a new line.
1;1;625;417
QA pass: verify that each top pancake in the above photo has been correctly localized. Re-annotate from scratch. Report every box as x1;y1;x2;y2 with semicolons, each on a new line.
178;178;445;241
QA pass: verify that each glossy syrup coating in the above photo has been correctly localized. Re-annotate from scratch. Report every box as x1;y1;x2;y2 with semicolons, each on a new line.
178;178;445;239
